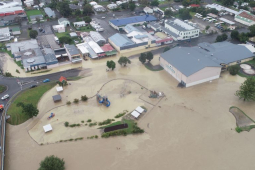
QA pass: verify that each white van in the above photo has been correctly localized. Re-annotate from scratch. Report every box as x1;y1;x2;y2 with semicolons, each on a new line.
54;37;59;44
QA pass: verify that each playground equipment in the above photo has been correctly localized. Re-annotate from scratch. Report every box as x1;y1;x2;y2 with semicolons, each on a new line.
97;94;111;107
149;91;164;98
47;113;55;120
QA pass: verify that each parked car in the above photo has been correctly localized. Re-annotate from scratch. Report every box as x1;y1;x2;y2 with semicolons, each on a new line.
43;79;50;83
30;85;37;89
102;16;105;19
1;94;9;100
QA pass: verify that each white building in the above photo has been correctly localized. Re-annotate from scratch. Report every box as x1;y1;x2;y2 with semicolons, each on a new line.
73;21;86;27
93;5;105;12
164;19;200;40
90;31;106;46
116;1;122;6
24;0;34;7
235;11;255;26
0;2;21;9
107;4;117;10
52;25;65;33
58;18;70;27
89;1;97;6
0;27;12;42
144;6;153;14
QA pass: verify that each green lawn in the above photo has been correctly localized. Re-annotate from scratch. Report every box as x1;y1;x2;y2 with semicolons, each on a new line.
100;120;137;134
98;1;111;5
190;12;196;17
7;82;56;125
55;32;71;39
0;85;7;93
76;26;94;32
25;10;43;17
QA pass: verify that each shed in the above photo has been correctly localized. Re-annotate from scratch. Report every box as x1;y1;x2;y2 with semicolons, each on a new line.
73;21;86;27
52;94;62;102
10;26;21;35
135;106;145;113
131;110;140;118
59;76;67;83
43;124;52;133
56;86;63;92
70;32;78;37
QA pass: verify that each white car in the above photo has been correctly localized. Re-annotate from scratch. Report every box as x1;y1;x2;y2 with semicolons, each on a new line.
1;94;9;100
102;16;105;19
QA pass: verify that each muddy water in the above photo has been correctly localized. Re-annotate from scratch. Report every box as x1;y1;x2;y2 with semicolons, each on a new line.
5;55;255;170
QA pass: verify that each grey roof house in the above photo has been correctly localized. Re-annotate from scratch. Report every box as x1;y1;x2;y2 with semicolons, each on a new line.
44;7;55;18
58;18;70;27
0;27;12;42
30;14;44;21
64;44;82;63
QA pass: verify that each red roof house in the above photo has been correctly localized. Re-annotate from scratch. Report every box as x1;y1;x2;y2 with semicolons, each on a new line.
189;4;200;7
59;76;67;83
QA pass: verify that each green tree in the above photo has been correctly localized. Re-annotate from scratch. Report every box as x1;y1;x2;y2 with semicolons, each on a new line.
139;53;147;64
75;10;81;16
81;95;88;101
151;0;159;6
38;155;65;170
165;9;173;18
84;16;92;23
106;60;116;70
205;25;210;30
17;103;39;118
179;8;192;20
57;1;72;17
221;0;235;6
48;0;58;9
250;1;255;7
129;2;136;11
235;77;255;101
216;33;228;42
29;30;38;39
163;47;170;52
238;32;249;43
182;0;190;7
83;4;93;15
228;65;240;75
146;52;153;62
118;56;131;66
59;36;72;44
230;30;239;40
249;25;255;36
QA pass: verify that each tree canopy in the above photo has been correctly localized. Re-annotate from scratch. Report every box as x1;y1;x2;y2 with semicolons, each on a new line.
179;8;192;20
151;0;159;6
235;77;255;101
17;102;39;118
129;2;136;11
118;56;131;66
139;53;147;64
106;60;116;70
84;16;92;23
215;33;228;42
83;4;93;15
230;30;239;40
57;1;72;18
29;30;38;39
146;52;153;62
165;9;173;18
38;155;65;170
59;36;72;44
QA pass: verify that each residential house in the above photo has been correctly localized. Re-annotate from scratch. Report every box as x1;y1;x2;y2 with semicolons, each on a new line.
30;14;44;22
73;21;86;27
69;4;80;11
52;25;65;33
0;27;13;42
58;18;70;27
44;7;56;18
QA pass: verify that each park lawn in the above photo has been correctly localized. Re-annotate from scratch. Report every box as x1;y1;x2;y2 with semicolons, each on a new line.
0;85;7;93
7;82;56;125
100;119;136;134
25;10;43;17
55;32;71;39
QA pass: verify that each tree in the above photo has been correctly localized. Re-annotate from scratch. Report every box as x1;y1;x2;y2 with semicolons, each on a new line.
129;2;136;11
48;0;58;9
38;155;65;170
17;103;39;118
57;1;72;17
83;4;93;15
139;53;147;64
106;60;116;70
29;30;38;39
151;0;159;6
182;0;190;7
146;52;153;62
250;1;255;7
235;77;255;101
230;30;239;40
81;95;88;101
163;47;170;52
59;36;72;44
165;9;173;18
238;32;249;43
118;56;131;66
179;8;192;20
84;16;92;23
221;0;235;6
215;33;228;42
205;25;210;30
75;10;81;16
249;25;255;36
228;65;240;75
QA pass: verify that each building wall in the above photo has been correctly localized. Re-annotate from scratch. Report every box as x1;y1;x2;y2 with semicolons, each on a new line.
47;63;59;69
234;17;255;26
186;67;221;87
108;38;121;51
165;23;199;40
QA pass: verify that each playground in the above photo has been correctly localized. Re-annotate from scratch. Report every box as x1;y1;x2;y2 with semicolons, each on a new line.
28;79;156;144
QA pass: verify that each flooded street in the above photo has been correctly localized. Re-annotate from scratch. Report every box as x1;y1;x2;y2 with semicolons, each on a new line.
4;50;255;170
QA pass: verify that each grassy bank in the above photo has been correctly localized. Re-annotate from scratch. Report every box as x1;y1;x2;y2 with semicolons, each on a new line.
0;85;7;93
7;82;56;125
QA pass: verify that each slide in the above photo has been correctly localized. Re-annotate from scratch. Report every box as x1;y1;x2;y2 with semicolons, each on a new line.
103;96;110;107
97;94;104;103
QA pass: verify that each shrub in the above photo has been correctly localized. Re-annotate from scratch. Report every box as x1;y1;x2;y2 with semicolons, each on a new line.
89;122;97;127
87;119;92;122
69;139;73;141
228;65;240;75
16;69;20;73
115;112;126;118
95;135;98;139
29;30;38;39
81;95;88;101
5;72;13;77
81;120;84;123
132;123;144;134
235;127;242;133
101;130;127;138
64;122;69;127
66;101;71;105
98;119;112;126
73;98;79;104
59;140;63;142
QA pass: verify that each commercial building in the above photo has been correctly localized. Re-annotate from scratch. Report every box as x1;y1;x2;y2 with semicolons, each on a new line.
44;7;55;18
109;15;157;30
205;3;239;15
21;48;46;71
164;19;199;40
235;11;255;26
42;48;59;68
160;42;254;87
101;43;117;57
6;39;39;55
0;27;12;42
64;44;82;63
0;6;24;16
90;31;106;46
0;2;21;10
10;26;21;35
76;43;90;59
108;33;135;51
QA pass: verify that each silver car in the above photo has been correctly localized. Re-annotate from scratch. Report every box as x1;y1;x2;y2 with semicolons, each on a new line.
1;94;9;100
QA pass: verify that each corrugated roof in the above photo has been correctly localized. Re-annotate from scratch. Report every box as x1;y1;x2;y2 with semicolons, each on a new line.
101;43;115;52
64;44;80;56
109;15;157;27
124;24;140;33
109;33;135;47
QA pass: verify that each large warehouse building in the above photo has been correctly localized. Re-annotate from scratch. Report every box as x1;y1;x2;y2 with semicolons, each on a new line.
160;42;254;87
